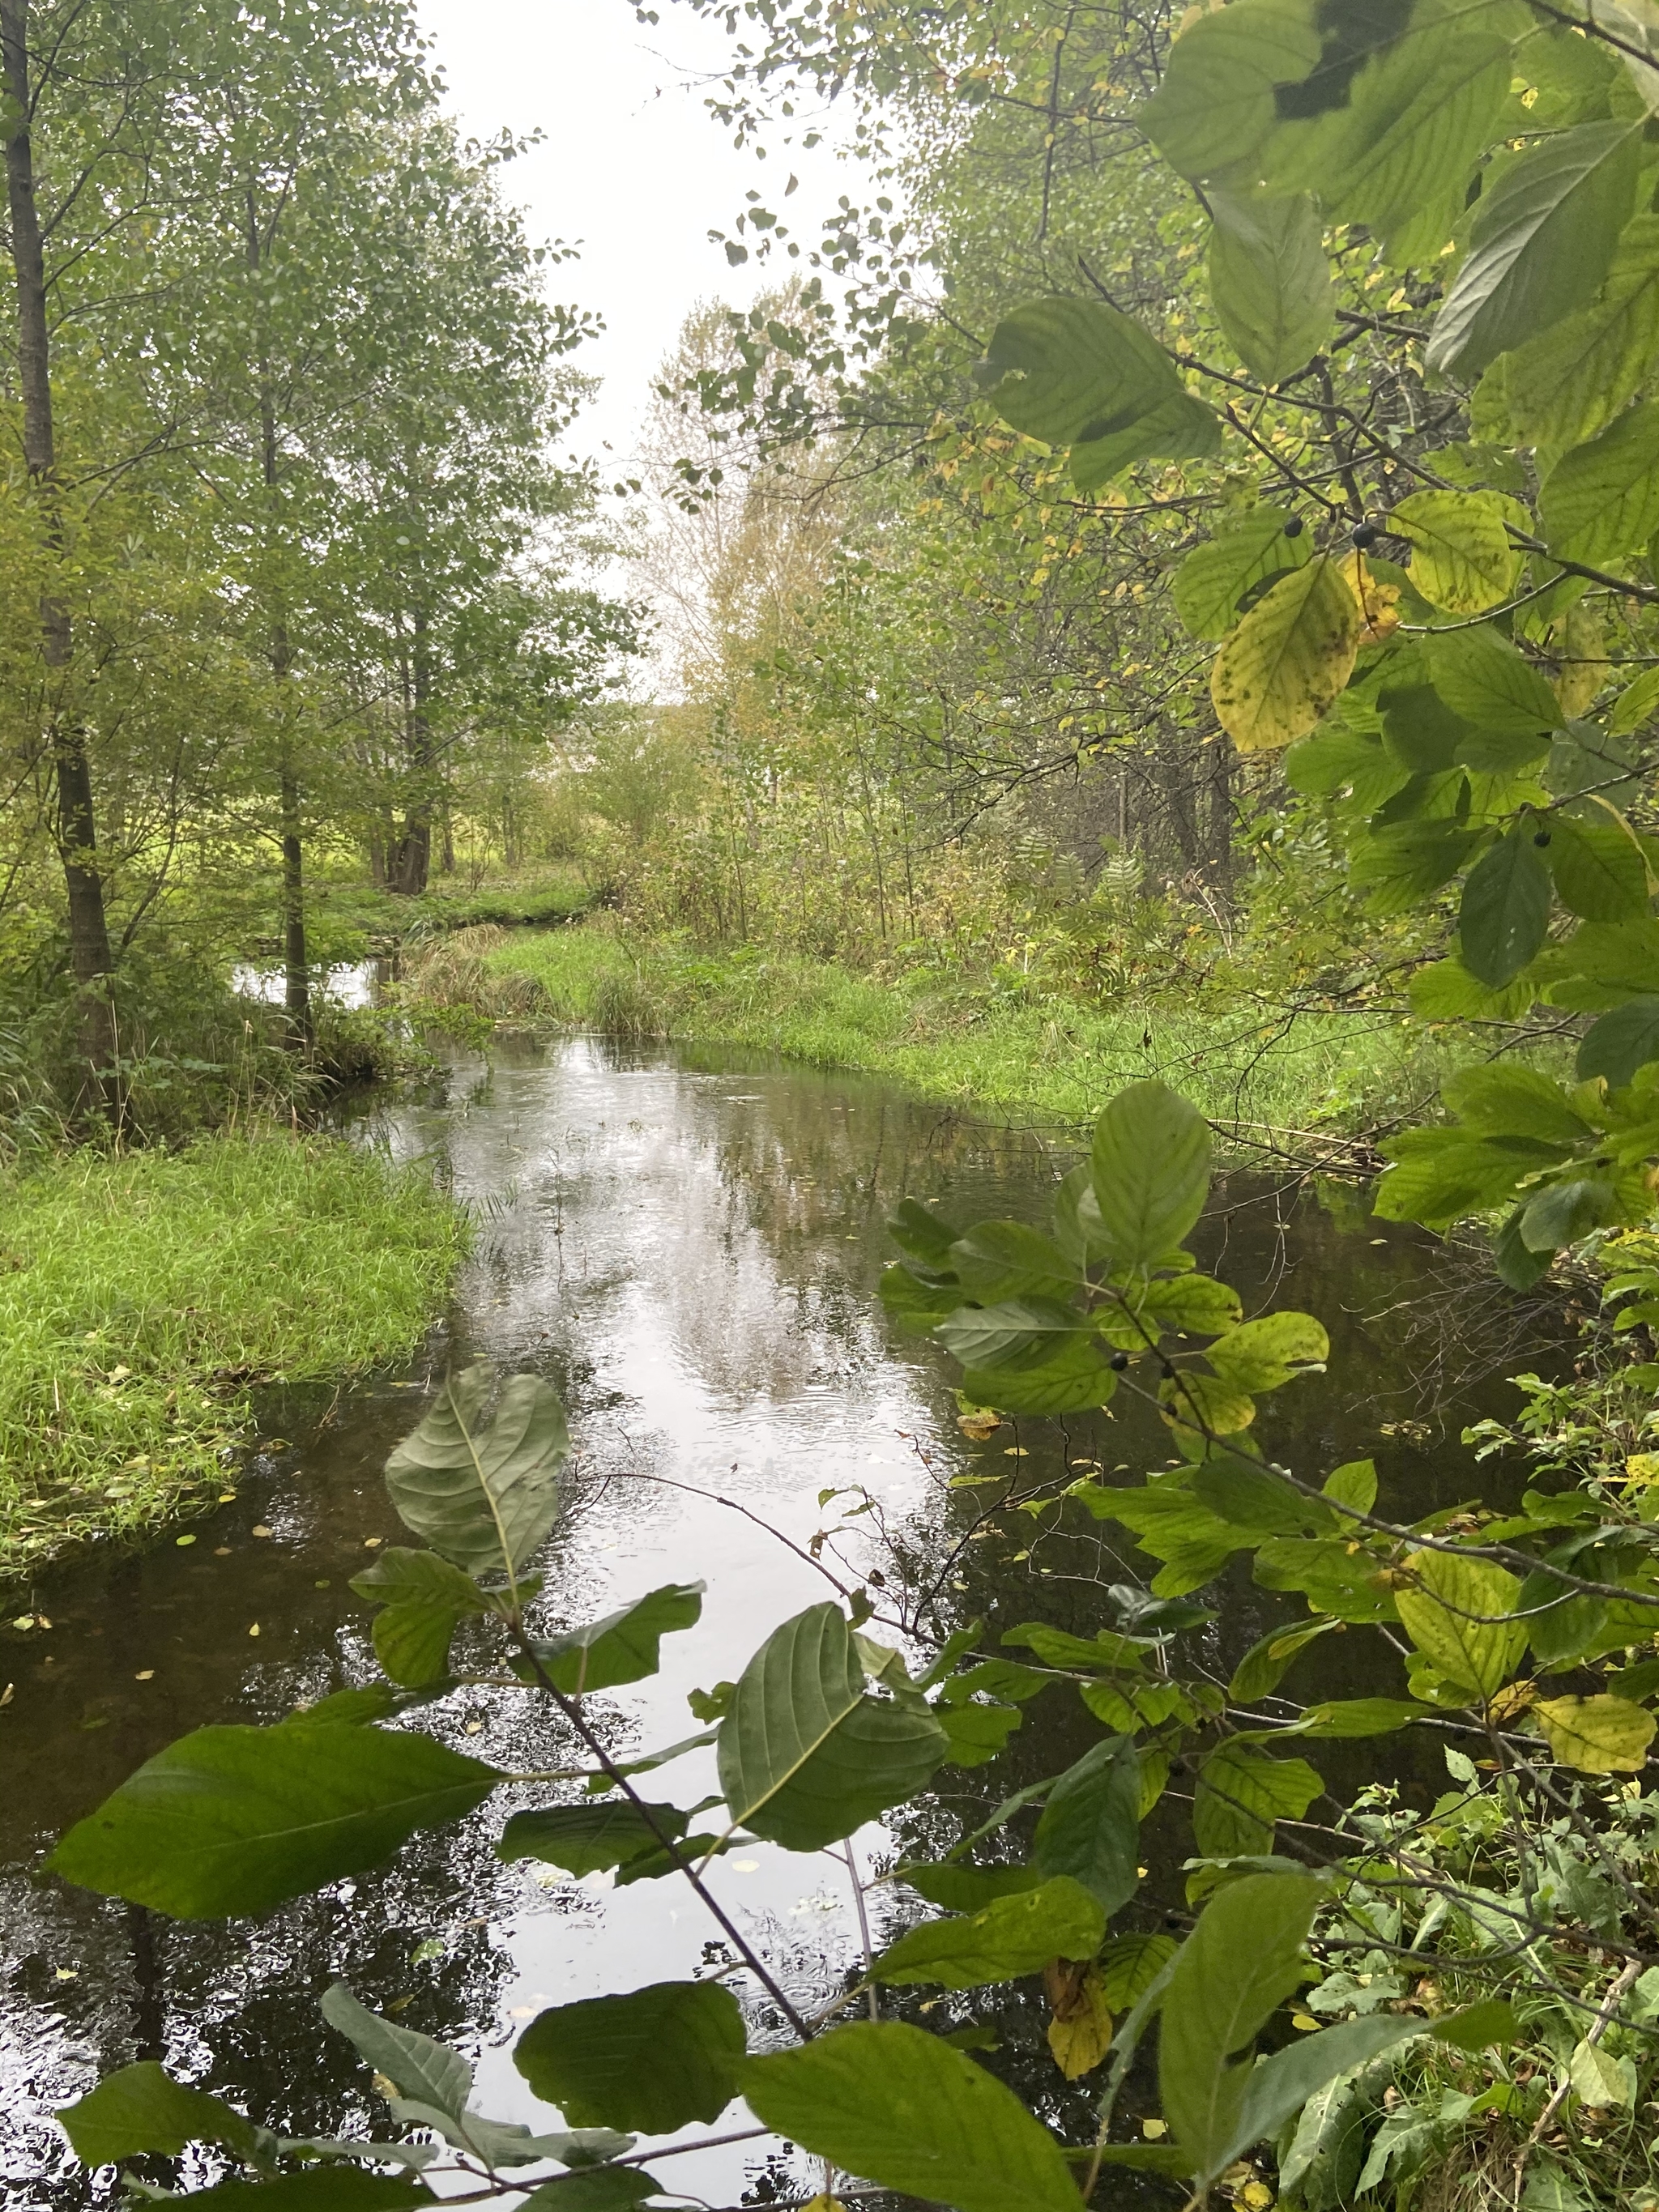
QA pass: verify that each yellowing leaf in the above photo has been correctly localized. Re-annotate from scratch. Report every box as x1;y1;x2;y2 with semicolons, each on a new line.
1043;1960;1114;2081
1209;557;1361;753
1390;492;1520;614
1547;602;1611;718
1340;551;1401;644
1394;1549;1526;1700
1533;1693;1657;1773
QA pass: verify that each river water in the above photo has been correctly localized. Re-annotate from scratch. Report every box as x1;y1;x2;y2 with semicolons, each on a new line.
0;1036;1552;2206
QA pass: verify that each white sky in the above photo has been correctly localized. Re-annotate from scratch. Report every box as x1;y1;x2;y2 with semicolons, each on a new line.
416;0;861;472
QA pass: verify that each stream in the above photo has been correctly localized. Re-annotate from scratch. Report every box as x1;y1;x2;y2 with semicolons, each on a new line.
0;1035;1556;2205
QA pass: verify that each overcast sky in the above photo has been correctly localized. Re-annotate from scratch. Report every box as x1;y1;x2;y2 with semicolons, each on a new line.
415;0;859;471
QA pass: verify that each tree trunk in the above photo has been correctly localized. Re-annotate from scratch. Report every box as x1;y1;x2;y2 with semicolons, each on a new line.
390;607;433;894
3;0;117;1106
1207;737;1235;901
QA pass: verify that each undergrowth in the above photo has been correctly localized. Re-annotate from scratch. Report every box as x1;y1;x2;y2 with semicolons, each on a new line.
0;1133;470;1576
476;923;1538;1154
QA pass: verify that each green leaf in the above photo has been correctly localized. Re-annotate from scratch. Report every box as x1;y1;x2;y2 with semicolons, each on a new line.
949;1221;1079;1302
1372;1126;1561;1227
1395;1549;1526;1698
384;1364;567;1581
1210;557;1363;753
880;1264;963;1334
1520;1175;1619;1251
716;1603;947;1849
1174;509;1311;641
1567;2038;1638;2108
740;2020;1081;2212
1193;1744;1324;1857
1141;1272;1243;1336
1350;820;1482;913
1158;1370;1257;1441
1032;1736;1141;1915
1159;1872;1328;2184
318;1983;471;2117
514;1981;745;2132
936;1298;1085;1371
1205;1311;1328;1392
1425;119;1643;378
1408;953;1537;1021
1000;1622;1154;1671
1380;682;1469;774
1423;624;1562;737
1609;662;1659;738
1324;1458;1379;1514
520;2173;660;2212
1207;190;1333;384
1390;492;1520;615
496;1801;688;1875
1222;2015;1428;2176
1545;814;1649;921
872;1875;1104;1988
1096;1930;1178;2010
1533;1692;1657;1771
1137;0;1324;180
1435;1997;1520;2049
1441;1063;1595;1145
959;1336;1118;1414
57;2062;262;2167
48;1725;499;1918
887;1198;958;1276
1577;993;1659;1085
1229;1620;1338;1703
1300;1697;1434;1737
1090;1080;1211;1269
904;1862;1045;1912
1505;215;1659;445
1542;402;1659;564
1270;14;1513;250
351;1548;488;1689
1253;1538;1398;1624
141;2180;430;2210
1461;831;1554;987
979;297;1218;485
518;1584;704;1694
936;1701;1024;1767
1073;1481;1250;1594
1286;726;1409;809
1193;1455;1323;1536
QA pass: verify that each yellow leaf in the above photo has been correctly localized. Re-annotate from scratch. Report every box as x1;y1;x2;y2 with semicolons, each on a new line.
1340;550;1401;645
1534;1693;1657;1773
1390;491;1520;614
1044;1960;1115;2080
1623;1451;1659;1486
1210;556;1361;752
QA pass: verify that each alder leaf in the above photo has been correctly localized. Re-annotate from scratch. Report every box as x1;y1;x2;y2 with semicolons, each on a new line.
1390;492;1520;616
1207;190;1334;384
1533;1693;1657;1772
384;1364;567;1581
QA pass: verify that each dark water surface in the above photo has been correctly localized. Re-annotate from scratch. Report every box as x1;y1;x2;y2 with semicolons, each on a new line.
0;1038;1554;2204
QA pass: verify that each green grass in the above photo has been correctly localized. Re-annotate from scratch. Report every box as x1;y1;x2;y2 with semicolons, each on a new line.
483;927;1489;1148
292;866;592;964
0;1134;470;1575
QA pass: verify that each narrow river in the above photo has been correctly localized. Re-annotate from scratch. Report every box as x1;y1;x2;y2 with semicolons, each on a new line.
0;1037;1551;2204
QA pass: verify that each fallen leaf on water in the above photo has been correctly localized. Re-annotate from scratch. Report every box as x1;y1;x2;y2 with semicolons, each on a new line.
134;1671;154;1681
248;1623;261;1638
251;1525;273;1539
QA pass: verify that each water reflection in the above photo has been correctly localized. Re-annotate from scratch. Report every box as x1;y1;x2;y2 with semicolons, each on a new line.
0;1036;1554;2201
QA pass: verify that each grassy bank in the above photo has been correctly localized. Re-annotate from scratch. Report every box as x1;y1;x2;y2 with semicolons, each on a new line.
476;925;1482;1151
0;1134;470;1575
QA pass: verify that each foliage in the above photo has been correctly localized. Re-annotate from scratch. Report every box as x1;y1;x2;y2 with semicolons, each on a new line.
45;1076;1659;2211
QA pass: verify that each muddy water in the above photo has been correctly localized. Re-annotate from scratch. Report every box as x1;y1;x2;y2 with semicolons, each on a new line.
0;1038;1552;2204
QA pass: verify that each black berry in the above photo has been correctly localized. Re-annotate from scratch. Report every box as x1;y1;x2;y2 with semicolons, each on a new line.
1533;830;1551;848
1352;522;1380;550
1109;1350;1130;1371
1282;516;1305;539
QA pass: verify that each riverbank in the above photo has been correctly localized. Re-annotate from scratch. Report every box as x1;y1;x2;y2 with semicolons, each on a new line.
0;1133;470;1578
468;924;1478;1158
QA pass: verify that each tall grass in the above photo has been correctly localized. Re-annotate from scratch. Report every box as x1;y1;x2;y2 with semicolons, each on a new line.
0;1134;469;1574
483;926;1543;1151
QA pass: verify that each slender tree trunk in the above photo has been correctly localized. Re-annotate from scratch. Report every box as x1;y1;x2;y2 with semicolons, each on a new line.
3;0;117;1106
391;607;433;894
1207;738;1235;903
253;188;309;1047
